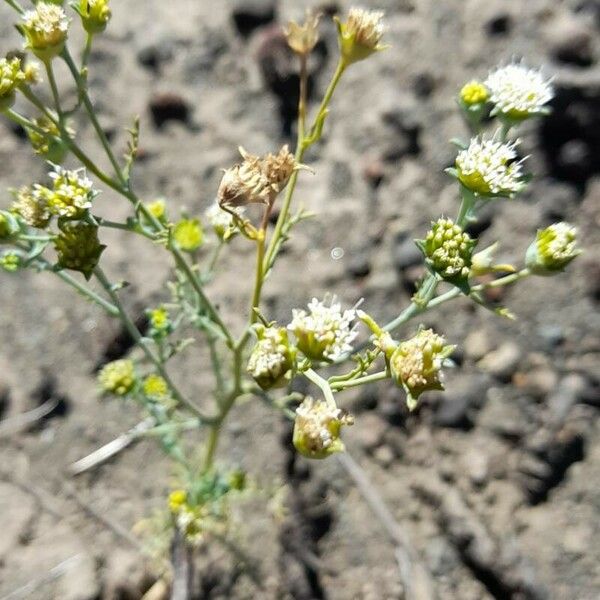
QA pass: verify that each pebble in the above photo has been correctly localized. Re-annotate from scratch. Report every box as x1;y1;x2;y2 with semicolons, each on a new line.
547;14;595;67
354;412;388;452
148;93;191;128
393;234;422;271
478;342;522;381
464;329;495;362
231;0;276;38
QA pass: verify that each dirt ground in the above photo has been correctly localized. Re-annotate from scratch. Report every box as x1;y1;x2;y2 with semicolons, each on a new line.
1;0;600;598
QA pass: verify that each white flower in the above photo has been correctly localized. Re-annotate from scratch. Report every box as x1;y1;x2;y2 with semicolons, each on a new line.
247;325;294;390
288;296;358;361
485;63;553;119
46;165;95;217
205;201;241;239
455;135;525;196
22;3;69;57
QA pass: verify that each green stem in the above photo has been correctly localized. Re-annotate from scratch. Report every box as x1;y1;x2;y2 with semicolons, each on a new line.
62;47;125;184
330;370;389;391
202;425;220;471
44;61;63;122
94;267;215;422
304;368;336;407
4;109;46;135
3;0;24;14
263;58;347;274
55;269;119;315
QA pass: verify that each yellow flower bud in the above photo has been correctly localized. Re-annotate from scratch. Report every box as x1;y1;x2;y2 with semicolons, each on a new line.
460;80;489;106
98;359;136;396
173;218;203;252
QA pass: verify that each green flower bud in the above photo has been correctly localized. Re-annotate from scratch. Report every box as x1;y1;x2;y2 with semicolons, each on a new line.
73;0;112;34
173;218;203;252
0;57;25;112
0;251;21;272
147;305;172;338
293;396;353;460
389;329;455;411
334;8;386;65
98;359;136;396
417;218;477;287
526;222;581;276
247;324;296;390
0;211;19;241
26;116;71;163
54;221;105;279
20;3;69;62
11;185;51;229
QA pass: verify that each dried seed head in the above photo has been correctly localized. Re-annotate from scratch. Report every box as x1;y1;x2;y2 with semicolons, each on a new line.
0;57;25;112
485;63;553;121
285;11;321;55
247;325;296;390
21;2;69;61
262;145;296;193
54;221;105;279
455;135;525;197
460;80;489;107
98;359;136;396
526;222;581;275
293;396;354;459
420;218;477;283
390;329;455;411
288;296;358;362
11;185;51;228
336;8;386;65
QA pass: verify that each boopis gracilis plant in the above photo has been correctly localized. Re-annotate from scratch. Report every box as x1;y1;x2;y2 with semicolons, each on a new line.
0;0;581;590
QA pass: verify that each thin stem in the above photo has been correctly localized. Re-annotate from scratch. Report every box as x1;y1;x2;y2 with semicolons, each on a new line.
94;267;215;422
303;368;336;407
4;109;47;135
55;270;119;316
62;47;125;184
330;370;389;391
263;58;347;273
202;425;219;472
202;240;224;281
3;0;24;14
44;61;63;122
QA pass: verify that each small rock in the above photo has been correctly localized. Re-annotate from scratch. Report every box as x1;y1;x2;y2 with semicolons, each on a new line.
149;93;190;128
478;342;522;381
479;390;528;440
232;0;276;38
486;13;512;36
433;376;489;429
562;524;591;556
464;204;494;236
354;412;388;452
464;328;495;362
547;15;595;67
393;234;422;271
373;444;395;468
347;249;371;279
513;367;558;399
537;324;565;350
413;72;436;98
547;374;587;423
462;447;489;486
136;38;174;71
362;158;386;188
536;180;579;223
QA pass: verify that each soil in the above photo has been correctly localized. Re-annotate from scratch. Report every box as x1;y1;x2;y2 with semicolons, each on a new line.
1;1;600;599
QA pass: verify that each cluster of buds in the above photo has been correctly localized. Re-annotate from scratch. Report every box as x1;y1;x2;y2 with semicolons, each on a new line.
0;251;21;272
335;8;386;65
218;146;297;208
454;135;525;197
172;218;203;252
19;2;69;61
526;222;581;276
389;329;455;411
72;0;112;35
0;57;26;112
459;64;554;124
247;324;296;390
417;218;477;287
45;165;96;218
98;359;136;396
54;221;105;279
168;490;208;547
27;116;71;163
293;396;354;459
147;305;172;338
288;296;358;362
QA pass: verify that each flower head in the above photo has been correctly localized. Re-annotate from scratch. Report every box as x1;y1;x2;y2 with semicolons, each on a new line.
418;218;477;285
336;8;386;65
0;57;25;112
142;374;170;400
247;325;296;390
390;329;455;410
27;116;71;163
293;396;354;459
485;63;553;120
54;221;105;279
147;305;172;337
98;359;136;396
285;11;321;56
21;2;69;61
455;135;525;197
526;222;581;275
0;252;21;272
11;185;51;228
173;218;203;252
74;0;112;34
460;80;489;107
146;198;166;221
288;296;358;362
43;165;96;218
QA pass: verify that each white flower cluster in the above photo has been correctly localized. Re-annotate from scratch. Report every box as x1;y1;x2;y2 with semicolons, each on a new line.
485;64;553;119
288;297;358;361
22;3;69;46
456;136;524;196
247;326;292;387
46;165;95;217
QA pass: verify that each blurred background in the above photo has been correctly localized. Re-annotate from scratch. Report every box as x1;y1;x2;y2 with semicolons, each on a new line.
0;0;599;598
